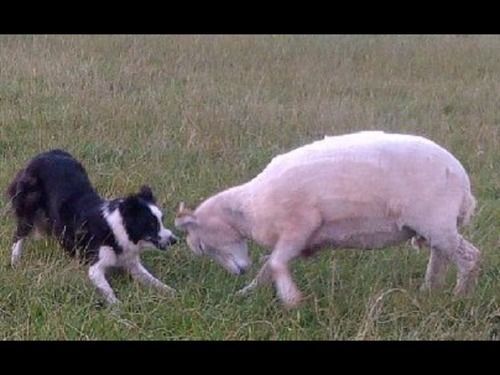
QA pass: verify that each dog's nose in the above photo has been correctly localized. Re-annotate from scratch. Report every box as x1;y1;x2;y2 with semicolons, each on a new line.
168;236;178;246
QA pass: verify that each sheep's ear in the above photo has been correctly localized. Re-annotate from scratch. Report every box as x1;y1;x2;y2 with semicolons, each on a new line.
177;201;194;215
175;202;197;230
175;213;197;231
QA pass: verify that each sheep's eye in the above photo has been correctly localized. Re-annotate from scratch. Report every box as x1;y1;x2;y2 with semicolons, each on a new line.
198;242;206;253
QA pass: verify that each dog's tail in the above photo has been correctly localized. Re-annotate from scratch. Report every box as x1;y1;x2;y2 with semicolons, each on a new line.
6;168;43;217
6;168;28;203
6;169;21;201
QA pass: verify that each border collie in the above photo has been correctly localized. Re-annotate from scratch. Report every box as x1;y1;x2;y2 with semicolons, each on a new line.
6;149;178;305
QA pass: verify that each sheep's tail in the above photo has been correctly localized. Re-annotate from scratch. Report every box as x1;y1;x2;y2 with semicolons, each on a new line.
458;189;476;228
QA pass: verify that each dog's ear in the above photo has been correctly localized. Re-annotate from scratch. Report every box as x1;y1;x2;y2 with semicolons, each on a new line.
137;185;156;203
175;202;197;231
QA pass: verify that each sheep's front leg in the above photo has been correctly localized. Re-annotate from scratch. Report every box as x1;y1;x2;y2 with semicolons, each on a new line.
236;256;272;296
269;242;304;308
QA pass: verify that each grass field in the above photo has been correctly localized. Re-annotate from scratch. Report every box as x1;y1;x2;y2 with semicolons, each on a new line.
0;35;498;340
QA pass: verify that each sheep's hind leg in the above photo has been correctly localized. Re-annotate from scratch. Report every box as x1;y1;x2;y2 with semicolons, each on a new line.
452;236;480;296
421;247;450;292
419;229;480;296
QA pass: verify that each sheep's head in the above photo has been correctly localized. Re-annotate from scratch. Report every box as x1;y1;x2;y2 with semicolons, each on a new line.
175;202;251;275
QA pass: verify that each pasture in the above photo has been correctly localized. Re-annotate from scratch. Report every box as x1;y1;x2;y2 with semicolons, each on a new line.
0;35;498;339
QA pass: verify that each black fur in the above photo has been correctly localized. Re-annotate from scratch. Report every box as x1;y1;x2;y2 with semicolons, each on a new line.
120;194;164;248
137;185;156;203
6;149;160;264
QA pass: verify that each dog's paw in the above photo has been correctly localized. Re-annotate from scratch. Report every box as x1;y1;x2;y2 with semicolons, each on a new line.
160;285;177;296
94;298;122;312
235;284;254;298
106;301;123;316
107;307;123;319
235;287;246;296
10;257;21;269
235;290;248;298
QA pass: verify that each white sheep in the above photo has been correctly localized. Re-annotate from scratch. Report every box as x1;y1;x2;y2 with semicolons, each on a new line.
175;131;480;308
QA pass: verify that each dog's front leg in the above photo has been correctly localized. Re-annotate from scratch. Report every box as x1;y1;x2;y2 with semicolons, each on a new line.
88;246;120;305
126;257;176;295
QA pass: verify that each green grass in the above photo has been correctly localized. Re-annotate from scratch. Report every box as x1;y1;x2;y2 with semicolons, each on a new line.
0;35;498;340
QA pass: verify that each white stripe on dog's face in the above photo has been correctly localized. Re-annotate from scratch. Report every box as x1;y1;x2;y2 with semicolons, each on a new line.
103;205;136;251
148;204;175;244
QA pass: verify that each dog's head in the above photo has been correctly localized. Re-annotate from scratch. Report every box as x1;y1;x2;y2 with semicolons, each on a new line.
116;185;178;251
174;202;251;275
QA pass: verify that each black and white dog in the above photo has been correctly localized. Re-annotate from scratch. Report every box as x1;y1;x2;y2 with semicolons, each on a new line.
6;149;178;305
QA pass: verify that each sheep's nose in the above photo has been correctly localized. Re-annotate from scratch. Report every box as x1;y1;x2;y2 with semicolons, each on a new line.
237;265;247;275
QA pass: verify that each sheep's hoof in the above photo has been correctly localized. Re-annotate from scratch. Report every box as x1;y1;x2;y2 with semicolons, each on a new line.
420;282;450;296
419;283;430;292
281;291;303;309
453;283;475;297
